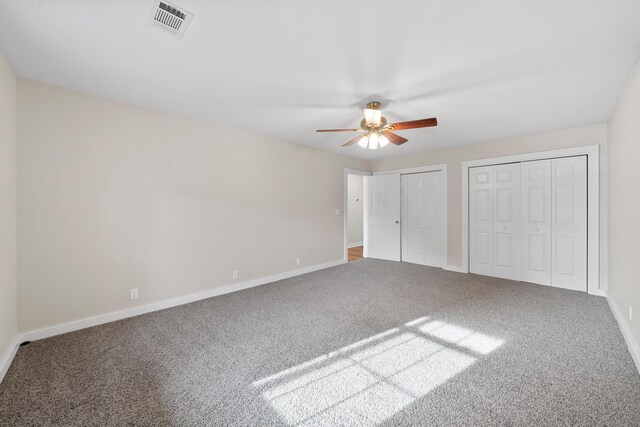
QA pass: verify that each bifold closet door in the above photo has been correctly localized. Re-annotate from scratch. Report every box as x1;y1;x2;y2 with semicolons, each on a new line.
364;174;401;261
469;164;521;280
521;160;552;285
469;166;494;276
551;156;587;291
492;164;521;280
401;171;444;267
471;156;587;291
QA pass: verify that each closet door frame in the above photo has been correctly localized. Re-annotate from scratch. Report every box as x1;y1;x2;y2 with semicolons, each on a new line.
373;164;448;268
462;145;600;295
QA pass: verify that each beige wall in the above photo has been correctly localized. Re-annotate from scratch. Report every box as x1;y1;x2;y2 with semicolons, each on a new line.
0;52;17;369
371;124;608;288
10;78;618;336
347;174;364;246
608;57;640;357
17;79;369;332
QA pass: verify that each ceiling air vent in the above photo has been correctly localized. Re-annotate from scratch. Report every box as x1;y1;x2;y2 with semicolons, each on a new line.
148;1;193;39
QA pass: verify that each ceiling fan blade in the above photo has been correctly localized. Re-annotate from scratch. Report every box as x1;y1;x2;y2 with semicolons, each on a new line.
389;118;438;131
316;128;361;133
382;131;408;145
342;135;364;147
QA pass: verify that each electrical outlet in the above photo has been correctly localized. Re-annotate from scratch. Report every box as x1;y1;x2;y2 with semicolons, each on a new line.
129;288;138;300
233;271;239;279
630;305;633;321
296;258;301;266
335;208;340;216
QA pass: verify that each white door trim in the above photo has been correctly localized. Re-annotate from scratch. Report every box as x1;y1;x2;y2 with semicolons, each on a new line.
344;168;372;261
375;164;448;268
373;164;448;175
461;145;600;295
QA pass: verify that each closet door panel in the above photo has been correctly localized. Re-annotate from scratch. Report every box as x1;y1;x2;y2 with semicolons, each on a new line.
521;160;552;285
424;171;444;267
401;171;444;267
365;174;402;261
492;163;521;280
401;174;426;265
551;156;587;291
469;166;494;276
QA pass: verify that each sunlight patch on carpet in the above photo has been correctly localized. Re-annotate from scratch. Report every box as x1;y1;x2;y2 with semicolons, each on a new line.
253;318;504;426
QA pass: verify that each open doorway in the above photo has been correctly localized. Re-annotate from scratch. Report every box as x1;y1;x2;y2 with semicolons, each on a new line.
344;169;370;262
347;174;364;261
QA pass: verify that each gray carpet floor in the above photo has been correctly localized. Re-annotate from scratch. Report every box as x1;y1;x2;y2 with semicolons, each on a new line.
1;259;640;426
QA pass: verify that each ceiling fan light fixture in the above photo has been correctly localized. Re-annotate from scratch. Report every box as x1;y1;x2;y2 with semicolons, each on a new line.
364;108;382;127
368;132;379;150
358;136;368;148
379;135;389;147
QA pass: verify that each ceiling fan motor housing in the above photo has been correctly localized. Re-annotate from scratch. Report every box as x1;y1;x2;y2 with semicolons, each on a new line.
360;116;387;130
366;101;382;110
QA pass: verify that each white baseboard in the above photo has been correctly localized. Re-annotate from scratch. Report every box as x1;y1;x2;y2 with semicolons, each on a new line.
605;290;640;374
443;265;465;273
348;242;363;249
20;259;347;343
588;288;607;297
0;336;20;385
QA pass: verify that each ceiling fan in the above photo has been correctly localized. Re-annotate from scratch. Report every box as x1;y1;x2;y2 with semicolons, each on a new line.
316;101;437;150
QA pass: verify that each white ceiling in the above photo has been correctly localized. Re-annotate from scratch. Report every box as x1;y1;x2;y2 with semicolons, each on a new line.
1;0;639;160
